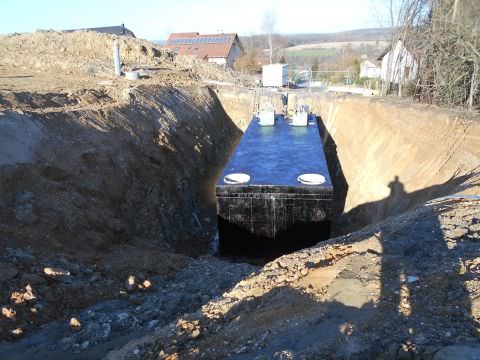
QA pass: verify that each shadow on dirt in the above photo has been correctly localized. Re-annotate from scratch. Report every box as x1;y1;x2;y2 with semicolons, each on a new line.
163;175;480;358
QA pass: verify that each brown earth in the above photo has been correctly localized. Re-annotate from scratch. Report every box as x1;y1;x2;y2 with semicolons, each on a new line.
0;30;248;85
0;82;244;341
1;31;480;360
0;32;249;343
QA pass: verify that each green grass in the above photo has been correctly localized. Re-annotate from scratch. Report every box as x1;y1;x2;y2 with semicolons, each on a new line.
284;49;338;58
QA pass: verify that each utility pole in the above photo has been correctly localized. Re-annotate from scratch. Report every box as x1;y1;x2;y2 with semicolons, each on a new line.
113;41;121;77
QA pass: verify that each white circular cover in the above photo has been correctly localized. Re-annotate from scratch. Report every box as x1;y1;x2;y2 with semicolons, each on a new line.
297;173;326;185
224;173;250;184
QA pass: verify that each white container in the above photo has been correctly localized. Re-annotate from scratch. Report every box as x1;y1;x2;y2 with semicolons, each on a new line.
262;63;288;87
125;71;140;80
291;104;309;126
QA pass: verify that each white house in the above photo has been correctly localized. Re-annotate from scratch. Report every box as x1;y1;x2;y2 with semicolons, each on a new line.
377;40;418;84
360;59;380;79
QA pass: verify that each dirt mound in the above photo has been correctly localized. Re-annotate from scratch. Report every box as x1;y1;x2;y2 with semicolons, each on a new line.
0;31;247;84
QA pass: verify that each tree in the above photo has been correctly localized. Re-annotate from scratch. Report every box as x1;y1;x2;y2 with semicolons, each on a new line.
233;51;260;74
311;58;319;80
349;59;361;84
262;10;276;64
261;10;285;64
379;0;480;110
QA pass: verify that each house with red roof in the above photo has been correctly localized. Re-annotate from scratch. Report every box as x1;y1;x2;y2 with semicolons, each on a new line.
164;32;245;68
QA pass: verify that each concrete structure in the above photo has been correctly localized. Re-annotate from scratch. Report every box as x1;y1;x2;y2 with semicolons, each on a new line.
216;114;333;257
262;64;289;87
291;105;310;126
259;104;275;126
360;59;380;79
164;32;244;68
64;23;135;37
378;40;418;84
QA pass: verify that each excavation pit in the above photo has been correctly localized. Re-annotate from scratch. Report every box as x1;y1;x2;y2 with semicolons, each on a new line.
216;114;333;258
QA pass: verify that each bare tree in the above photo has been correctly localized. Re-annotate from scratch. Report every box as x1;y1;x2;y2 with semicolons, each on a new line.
261;10;283;64
377;0;480;111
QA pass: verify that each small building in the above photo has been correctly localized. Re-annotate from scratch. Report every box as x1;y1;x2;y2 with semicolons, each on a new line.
262;63;289;87
64;23;135;37
164;32;245;68
377;40;418;84
360;58;380;79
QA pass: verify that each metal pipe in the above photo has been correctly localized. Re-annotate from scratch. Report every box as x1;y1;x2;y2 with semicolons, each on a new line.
113;42;121;76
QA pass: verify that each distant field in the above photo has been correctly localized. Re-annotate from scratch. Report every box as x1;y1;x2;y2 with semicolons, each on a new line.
284;40;389;51
284;48;338;58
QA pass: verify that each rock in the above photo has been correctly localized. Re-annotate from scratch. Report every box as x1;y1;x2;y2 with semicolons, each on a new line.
69;317;81;331
141;279;152;289
191;329;201;339
433;345;480;360
9;328;23;338
44;267;71;277
10;284;36;304
81;340;90;350
126;275;136;292
1;307;16;319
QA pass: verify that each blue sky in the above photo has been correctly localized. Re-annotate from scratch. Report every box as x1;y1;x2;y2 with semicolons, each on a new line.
0;0;393;40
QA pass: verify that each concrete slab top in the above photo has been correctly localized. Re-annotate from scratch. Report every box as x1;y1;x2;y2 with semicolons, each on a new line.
217;115;333;191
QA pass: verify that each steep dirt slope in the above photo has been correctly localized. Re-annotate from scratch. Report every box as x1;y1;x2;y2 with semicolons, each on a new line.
0;84;244;342
318;96;480;234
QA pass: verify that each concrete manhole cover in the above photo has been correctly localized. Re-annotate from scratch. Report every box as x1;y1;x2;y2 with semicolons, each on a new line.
297;173;326;185
224;173;250;184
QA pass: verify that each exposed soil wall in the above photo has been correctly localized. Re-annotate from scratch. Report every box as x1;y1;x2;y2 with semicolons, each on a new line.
0;86;242;258
316;96;480;233
0;84;246;342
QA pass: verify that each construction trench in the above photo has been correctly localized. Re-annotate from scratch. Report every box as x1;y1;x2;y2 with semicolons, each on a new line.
1;33;480;360
1;83;480;359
